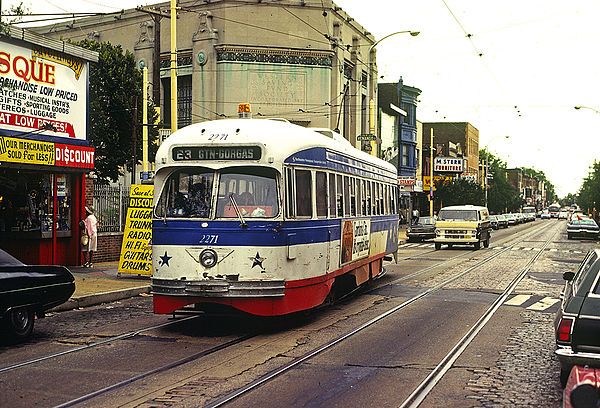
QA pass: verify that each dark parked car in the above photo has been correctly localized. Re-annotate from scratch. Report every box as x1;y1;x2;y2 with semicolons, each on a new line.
567;217;600;240
555;249;600;386
0;249;74;342
406;216;436;241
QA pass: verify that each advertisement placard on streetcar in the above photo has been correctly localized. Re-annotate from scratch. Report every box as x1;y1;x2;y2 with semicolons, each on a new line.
340;218;371;265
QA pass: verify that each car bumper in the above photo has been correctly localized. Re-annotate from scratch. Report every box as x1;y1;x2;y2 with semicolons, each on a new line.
152;278;285;298
555;346;600;369
407;232;435;239
434;236;478;244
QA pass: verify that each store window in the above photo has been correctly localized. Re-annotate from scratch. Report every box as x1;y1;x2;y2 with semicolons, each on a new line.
0;170;72;237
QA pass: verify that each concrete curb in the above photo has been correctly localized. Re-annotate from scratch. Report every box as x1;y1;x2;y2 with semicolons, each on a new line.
50;285;151;312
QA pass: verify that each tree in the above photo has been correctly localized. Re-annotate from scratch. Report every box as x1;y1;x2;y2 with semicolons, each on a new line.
0;2;28;35
73;40;159;182
578;161;600;219
479;149;521;213
434;177;484;209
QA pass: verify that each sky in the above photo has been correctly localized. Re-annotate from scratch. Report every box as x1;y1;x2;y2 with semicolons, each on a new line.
6;0;600;197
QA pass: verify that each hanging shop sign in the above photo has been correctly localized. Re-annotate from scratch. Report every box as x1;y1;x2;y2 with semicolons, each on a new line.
0;41;88;141
434;157;464;173
118;184;153;277
0;135;94;168
397;176;415;186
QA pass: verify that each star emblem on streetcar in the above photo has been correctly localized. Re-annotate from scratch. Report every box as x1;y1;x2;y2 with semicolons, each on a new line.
249;252;266;270
159;251;172;267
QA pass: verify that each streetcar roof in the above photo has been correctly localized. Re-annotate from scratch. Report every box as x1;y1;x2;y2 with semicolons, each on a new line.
155;119;397;176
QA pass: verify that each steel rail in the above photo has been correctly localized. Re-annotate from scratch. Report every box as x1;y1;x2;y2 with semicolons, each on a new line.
203;221;559;407
398;223;559;408
0;315;198;374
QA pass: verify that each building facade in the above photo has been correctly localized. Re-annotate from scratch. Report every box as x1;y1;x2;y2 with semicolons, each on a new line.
35;0;381;149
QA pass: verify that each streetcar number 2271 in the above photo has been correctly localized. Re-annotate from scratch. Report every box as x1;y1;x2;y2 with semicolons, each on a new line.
199;235;219;244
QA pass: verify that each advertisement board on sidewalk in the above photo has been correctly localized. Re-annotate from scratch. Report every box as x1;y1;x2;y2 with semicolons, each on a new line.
118;184;153;277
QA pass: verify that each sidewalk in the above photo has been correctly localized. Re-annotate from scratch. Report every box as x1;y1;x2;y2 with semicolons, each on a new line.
52;226;408;312
51;261;151;312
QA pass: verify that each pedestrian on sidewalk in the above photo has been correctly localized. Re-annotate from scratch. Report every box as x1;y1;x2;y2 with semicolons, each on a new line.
82;205;98;267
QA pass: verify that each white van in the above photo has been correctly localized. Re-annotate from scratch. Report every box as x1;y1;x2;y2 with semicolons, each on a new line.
434;205;491;250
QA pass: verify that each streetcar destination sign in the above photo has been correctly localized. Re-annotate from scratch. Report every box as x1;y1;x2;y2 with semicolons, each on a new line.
172;146;262;161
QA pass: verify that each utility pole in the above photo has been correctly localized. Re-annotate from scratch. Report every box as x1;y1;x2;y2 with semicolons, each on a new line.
170;0;178;132
430;128;434;216
142;67;149;181
132;95;138;186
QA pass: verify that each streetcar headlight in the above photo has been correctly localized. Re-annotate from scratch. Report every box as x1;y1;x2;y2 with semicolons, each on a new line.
435;229;440;235
200;249;218;268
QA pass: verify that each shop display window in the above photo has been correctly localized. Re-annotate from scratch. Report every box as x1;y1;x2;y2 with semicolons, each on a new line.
0;170;72;238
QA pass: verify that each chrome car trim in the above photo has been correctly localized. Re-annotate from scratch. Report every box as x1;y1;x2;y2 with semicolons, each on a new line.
151;278;285;298
555;346;600;368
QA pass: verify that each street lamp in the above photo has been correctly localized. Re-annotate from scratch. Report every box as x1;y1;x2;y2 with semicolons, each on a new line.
574;106;600;114
484;135;510;207
366;30;420;141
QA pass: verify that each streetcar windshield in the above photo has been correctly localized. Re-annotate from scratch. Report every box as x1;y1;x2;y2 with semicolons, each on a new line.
155;167;214;218
437;209;478;221
216;167;279;218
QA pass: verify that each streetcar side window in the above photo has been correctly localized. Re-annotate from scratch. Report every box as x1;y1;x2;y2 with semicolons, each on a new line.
295;169;312;217
357;179;362;216
336;175;343;217
385;185;390;215
365;181;371;216
329;173;336;218
372;182;378;215
154;168;214;219
343;176;350;216
316;171;328;218
286;168;295;218
391;185;397;214
350;178;357;216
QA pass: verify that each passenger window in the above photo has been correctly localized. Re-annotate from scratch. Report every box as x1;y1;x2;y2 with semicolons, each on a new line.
329;173;336;218
295;169;312;217
286;168;295;218
336;175;343;217
316;171;327;218
343;176;350;216
365;181;371;216
350;178;356;216
357;179;362;216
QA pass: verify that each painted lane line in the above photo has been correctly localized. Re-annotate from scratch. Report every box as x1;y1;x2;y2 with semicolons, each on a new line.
527;297;560;311
504;294;532;306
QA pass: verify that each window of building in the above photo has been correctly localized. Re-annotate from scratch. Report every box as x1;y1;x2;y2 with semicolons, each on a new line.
162;75;192;129
402;145;409;166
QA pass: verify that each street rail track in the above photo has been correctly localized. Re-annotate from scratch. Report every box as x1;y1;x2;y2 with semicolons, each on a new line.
1;221;559;408
202;220;561;407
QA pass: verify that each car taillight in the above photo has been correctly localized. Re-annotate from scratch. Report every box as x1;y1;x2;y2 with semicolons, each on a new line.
558;317;574;342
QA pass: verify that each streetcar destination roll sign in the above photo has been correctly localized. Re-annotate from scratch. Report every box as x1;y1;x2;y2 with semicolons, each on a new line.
172;146;262;161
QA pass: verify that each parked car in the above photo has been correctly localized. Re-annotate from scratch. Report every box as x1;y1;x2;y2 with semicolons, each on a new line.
490;215;499;230
406;216;436;241
563;365;600;408
496;214;508;228
0;249;75;342
505;213;518;225
567;217;600;240
555;249;600;386
559;211;569;220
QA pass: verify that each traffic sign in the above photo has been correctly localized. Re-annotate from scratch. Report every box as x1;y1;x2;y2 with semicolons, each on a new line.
357;133;376;141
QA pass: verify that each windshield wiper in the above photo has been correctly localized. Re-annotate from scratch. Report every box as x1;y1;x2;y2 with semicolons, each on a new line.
229;193;247;228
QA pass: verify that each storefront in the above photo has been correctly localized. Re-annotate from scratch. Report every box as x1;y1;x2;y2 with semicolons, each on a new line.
0;27;97;265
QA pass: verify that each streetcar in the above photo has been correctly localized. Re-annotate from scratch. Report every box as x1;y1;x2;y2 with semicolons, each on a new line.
151;113;399;316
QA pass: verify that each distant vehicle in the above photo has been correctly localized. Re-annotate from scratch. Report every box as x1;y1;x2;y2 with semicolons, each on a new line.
555;249;600;386
559;211;569;220
567;217;600;240
407;216;436;241
522;206;536;220
541;210;551;220
490;215;499;229
505;213;518;225
496;214;508;228
0;249;75;342
434;205;491;250
549;203;561;218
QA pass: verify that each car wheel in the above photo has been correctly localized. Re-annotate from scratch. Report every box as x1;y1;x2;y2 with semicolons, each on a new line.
474;241;481;250
435;243;441;250
2;307;34;341
447;243;453;248
560;367;571;388
484;239;489;248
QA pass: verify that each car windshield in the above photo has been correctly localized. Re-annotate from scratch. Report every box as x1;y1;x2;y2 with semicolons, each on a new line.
414;216;435;225
155;167;214;218
437;209;478;221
